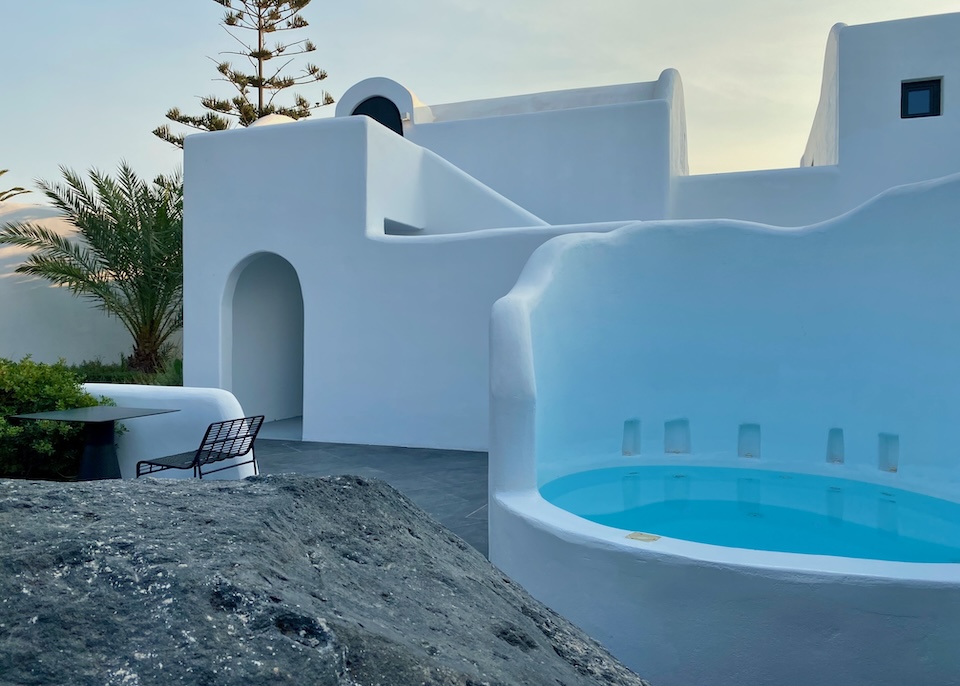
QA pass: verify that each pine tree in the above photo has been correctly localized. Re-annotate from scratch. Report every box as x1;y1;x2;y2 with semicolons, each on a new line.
154;0;333;148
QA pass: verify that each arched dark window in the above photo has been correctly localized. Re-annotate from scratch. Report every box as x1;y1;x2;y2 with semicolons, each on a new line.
351;96;404;136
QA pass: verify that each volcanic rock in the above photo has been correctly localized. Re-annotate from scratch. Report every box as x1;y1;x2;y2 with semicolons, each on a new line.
0;474;650;685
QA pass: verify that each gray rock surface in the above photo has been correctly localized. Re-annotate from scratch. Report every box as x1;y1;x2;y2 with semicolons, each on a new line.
0;474;650;685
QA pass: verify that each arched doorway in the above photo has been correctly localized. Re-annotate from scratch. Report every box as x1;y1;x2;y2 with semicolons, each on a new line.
229;253;304;425
352;96;404;136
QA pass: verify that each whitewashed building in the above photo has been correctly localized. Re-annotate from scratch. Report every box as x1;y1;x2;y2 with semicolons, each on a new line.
182;12;960;450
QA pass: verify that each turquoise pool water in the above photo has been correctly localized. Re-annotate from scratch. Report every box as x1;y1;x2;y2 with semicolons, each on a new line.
540;466;960;562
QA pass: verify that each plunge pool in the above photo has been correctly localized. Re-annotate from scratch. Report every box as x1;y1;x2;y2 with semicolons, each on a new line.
540;465;960;562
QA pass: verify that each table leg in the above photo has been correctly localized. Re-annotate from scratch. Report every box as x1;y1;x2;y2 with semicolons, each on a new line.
77;421;121;480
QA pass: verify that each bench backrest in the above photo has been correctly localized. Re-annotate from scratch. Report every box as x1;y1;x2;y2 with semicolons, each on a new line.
192;415;265;468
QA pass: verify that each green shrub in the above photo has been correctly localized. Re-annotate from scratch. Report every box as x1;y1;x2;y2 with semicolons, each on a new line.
145;358;183;386
69;358;141;385
69;357;183;386
0;357;105;480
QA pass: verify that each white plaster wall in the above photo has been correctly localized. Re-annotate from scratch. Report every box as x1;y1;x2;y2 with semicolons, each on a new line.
488;173;960;685
800;23;843;168
336;76;431;127
395;71;682;225
83;384;256;480
183;118;369;404
310;226;629;450
670;165;843;226
426;81;658;122
411;101;672;224
362;123;547;236
0;203;131;364
836;13;960;203
653;69;688;177
184;116;626;450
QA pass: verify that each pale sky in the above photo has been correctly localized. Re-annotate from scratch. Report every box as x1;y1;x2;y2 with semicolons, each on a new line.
2;0;959;198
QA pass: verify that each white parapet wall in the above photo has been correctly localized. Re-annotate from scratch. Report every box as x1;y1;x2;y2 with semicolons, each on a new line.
489;172;960;686
405;69;684;224
83;384;256;480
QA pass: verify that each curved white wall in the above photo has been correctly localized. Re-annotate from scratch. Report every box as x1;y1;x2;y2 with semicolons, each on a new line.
490;493;960;686
489;173;960;685
336;76;431;127
83;384;256;480
509;173;960;485
653;69;688;177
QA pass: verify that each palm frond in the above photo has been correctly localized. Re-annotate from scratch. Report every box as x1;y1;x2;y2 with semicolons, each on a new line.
0;165;184;372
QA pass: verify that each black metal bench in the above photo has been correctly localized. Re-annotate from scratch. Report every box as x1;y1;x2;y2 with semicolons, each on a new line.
136;415;265;479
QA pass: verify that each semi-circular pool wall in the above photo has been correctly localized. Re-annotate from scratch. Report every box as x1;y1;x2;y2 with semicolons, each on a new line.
489;173;960;686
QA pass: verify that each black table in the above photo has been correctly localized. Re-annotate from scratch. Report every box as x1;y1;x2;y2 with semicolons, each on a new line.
11;406;179;480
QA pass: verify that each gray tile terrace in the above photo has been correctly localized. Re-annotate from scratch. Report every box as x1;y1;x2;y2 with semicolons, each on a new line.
255;438;489;557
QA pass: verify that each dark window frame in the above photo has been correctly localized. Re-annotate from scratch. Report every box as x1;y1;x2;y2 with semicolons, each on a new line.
901;78;942;119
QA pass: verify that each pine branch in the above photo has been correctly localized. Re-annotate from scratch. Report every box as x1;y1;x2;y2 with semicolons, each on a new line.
152;125;185;149
154;0;333;146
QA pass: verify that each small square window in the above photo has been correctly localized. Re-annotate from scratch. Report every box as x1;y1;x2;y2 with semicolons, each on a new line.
901;79;942;118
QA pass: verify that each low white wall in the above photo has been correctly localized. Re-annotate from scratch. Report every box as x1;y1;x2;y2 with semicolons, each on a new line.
426;81;658;122
83;384;256;480
0;203;132;364
670;165;842;226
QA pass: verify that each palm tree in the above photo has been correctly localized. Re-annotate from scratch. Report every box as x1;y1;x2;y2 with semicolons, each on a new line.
0;169;29;202
0;164;183;373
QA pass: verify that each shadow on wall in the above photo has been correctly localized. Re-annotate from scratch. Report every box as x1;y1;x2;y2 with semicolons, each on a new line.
227;252;304;423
